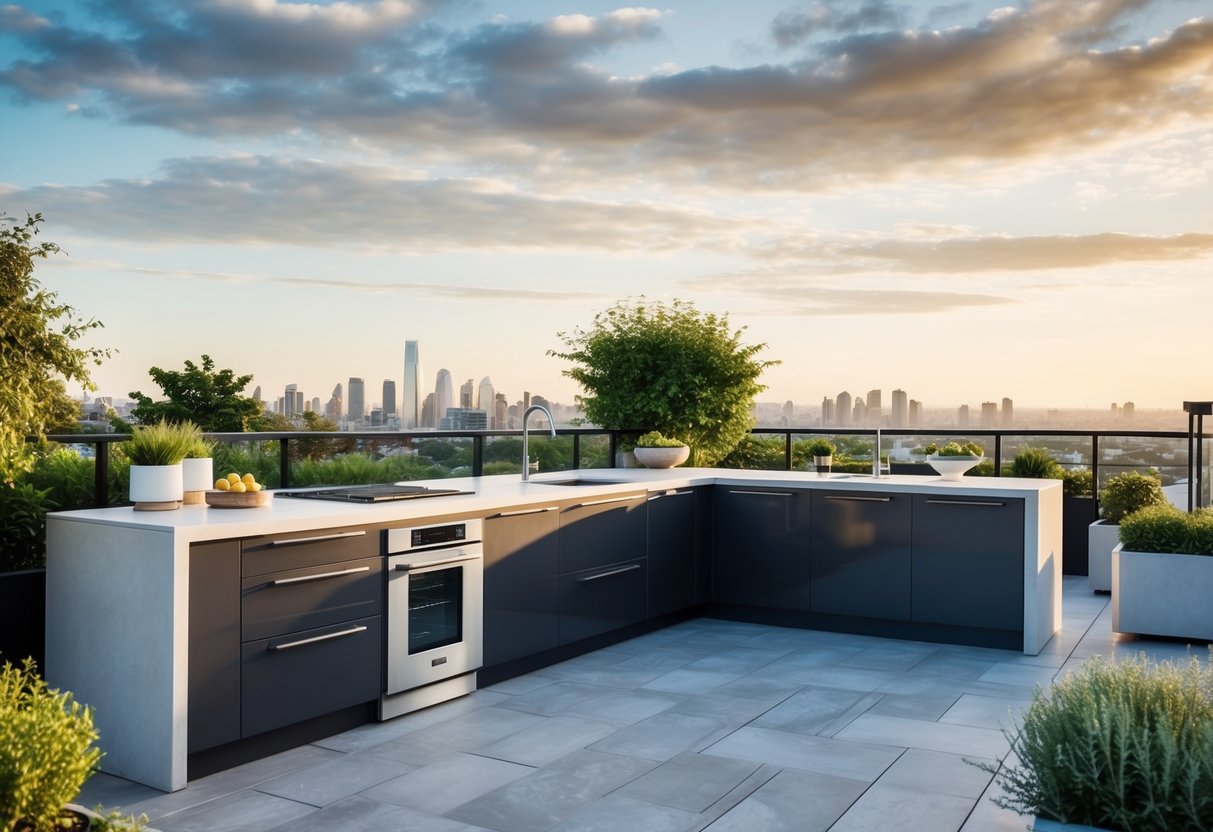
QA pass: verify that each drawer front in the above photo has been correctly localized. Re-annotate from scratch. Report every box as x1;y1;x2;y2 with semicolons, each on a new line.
558;558;647;646
241;615;382;738
241;526;380;578
558;494;647;575
241;557;382;642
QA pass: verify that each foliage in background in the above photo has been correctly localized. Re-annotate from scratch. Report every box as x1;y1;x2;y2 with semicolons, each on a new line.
1100;470;1167;523
718;435;786;469
1062;468;1093;498
1119;505;1213;556
0;659;103;832
0;484;50;572
804;438;836;458
1010;447;1063;479
986;653;1213;831
636;431;685;448
128;355;263;432
122;420;199;466
934;441;984;457
0;213;108;483
551;298;778;465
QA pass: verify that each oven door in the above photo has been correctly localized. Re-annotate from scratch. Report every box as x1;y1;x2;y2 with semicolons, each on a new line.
385;545;483;694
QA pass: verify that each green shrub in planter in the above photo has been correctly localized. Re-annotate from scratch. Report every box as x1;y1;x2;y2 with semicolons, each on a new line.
0;659;102;831
804;438;835;458
0;483;51;572
122;420;199;466
986;653;1213;831
1119;505;1213;555
1010;448;1063;479
936;441;983;457
1062;469;1093;498
1099;471;1167;524
635;431;686;448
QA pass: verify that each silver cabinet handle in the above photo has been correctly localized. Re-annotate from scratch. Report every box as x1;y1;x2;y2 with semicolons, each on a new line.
727;490;793;497
395;552;481;571
577;563;643;582
925;499;1005;507
270;565;371;586
269;624;367;652
491;506;559;518
569;495;643;509
826;495;892;502
268;530;366;547
648;490;694;501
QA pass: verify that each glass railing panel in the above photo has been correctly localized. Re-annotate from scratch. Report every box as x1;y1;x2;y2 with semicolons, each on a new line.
484;434;577;477
719;433;787;470
1095;435;1188;494
577;434;612;470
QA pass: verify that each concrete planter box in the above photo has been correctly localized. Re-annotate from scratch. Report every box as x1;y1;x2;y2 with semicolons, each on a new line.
1112;543;1213;640
1087;520;1120;592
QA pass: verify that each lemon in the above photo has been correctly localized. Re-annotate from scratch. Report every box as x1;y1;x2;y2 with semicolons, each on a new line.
247;481;262;492
214;478;231;492
226;472;241;485
229;481;247;493
241;473;257;486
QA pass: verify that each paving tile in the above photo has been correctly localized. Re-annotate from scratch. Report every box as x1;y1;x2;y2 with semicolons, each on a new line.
562;686;687;725
252;751;414;807
665;689;792;727
447;749;657;832
547;794;699;832
588;712;730;761
868;690;960;721
907;651;998;679
476;714;618;766
611;645;713;672
979;662;1061;689
702;725;902;782
75;772;164;813
703;767;868;832
828;782;975;832
876;748;996;800
371;705;547;765
940;693;1032;732
753;686;882;736
682;644;797;675
641;667;744;694
361;753;534;815
756;662;899;691
485;672;563;695
312;690;510;753
838;641;943;672
152;790;315;832
263;795;488;832
494;681;620;717
614;752;762;813
833;713;1009;759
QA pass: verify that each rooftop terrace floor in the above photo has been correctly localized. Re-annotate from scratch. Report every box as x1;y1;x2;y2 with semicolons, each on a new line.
81;578;1208;832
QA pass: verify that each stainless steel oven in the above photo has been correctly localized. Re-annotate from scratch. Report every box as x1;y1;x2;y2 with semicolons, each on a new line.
380;519;483;720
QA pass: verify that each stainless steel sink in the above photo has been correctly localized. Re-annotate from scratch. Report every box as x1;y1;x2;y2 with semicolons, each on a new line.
530;478;632;487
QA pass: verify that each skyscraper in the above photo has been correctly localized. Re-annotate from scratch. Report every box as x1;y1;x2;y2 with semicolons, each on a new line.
1001;397;1014;427
853;396;867;425
892;389;908;428
284;383;299;418
348;377;365;423
421;392;435;428
460;378;474;409
909;399;922;427
836;391;852;427
494;393;508;431
957;404;970;427
382;379;396;418
403;340;422;429
821;397;834;426
866;389;882;425
478;377;495;423
434;370;454;422
981;401;998;428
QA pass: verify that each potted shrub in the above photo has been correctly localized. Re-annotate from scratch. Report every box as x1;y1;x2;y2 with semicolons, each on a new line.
804;438;835;477
1061;468;1096;578
926;440;984;481
1088;471;1167;592
123;420;197;510
1112;504;1213;640
633;431;690;469
181;431;215;506
981;653;1213;831
1009;447;1062;479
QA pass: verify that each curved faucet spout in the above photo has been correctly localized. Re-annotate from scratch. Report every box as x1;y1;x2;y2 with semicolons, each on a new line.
521;404;556;482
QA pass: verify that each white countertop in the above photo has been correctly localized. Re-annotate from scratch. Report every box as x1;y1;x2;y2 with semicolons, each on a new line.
48;468;1062;543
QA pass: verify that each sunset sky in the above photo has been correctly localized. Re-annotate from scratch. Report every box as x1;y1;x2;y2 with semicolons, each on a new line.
2;0;1211;412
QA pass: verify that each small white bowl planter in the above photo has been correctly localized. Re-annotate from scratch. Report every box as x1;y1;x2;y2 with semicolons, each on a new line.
927;455;982;481
1087;520;1120;592
128;462;184;511
634;445;690;469
1112;543;1213;640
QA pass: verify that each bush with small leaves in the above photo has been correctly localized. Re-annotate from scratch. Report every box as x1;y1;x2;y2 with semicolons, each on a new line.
1100;471;1168;524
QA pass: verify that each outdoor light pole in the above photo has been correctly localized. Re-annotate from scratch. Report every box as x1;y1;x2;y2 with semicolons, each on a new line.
1183;401;1212;512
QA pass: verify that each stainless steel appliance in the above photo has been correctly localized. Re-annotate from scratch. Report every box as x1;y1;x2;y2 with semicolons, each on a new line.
380;519;483;720
278;483;470;503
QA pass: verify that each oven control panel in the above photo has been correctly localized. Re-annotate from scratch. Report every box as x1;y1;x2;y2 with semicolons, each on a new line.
385;519;483;554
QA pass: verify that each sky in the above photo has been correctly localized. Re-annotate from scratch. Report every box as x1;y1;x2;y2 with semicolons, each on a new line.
1;0;1211;413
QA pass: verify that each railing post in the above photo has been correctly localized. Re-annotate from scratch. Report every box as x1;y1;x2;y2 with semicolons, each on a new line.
1091;434;1100;503
279;438;290;489
95;441;109;508
472;435;484;478
784;432;792;471
572;434;581;470
994;433;1003;477
609;432;618;468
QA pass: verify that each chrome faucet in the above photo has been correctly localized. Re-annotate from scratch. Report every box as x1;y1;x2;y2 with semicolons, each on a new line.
521;404;556;482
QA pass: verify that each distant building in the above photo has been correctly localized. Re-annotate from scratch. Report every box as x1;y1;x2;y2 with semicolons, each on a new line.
494;393;508;431
284;383;300;418
781;400;793;425
957;404;970;427
821;397;834;426
836;391;852;427
370;408;383;427
460;378;474;409
1001;397;1014;427
909;399;922;427
1123;401;1135;419
478;377;495;423
866;389;882;425
892;389;908;428
434;370;453;424
439;408;488;430
348;377;365;423
421;392;436;429
981;401;998;428
853;396;867;425
403;340;422;429
382;379;396;418
310;397;320;413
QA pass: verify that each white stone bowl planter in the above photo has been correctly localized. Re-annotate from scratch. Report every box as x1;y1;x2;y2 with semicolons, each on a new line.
634;445;690;469
1112;543;1213;640
1087;520;1120;592
129;462;184;510
182;457;214;505
927;455;982;481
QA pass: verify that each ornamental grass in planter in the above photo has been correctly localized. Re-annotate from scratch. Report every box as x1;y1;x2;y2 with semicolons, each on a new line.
985;653;1213;831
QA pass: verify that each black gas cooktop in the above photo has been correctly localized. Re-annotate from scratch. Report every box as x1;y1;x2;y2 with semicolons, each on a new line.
276;484;471;503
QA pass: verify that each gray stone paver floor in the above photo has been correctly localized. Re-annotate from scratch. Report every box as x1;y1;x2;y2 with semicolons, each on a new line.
80;577;1212;832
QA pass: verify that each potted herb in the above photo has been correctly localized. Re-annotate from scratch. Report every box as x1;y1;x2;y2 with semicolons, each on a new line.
804;438;835;477
122;420;198;510
633;431;690;469
982;653;1213;831
926;440;984;481
181;430;215;506
1112;504;1213;640
1088;471;1166;592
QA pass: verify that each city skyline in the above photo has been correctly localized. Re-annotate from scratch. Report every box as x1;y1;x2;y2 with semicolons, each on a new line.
3;1;1211;410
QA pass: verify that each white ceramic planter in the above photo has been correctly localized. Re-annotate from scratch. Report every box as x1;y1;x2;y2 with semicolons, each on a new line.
1087;520;1119;592
128;463;183;510
634;445;690;469
1112;543;1213;640
927;455;982;481
181;457;214;505
813;454;832;477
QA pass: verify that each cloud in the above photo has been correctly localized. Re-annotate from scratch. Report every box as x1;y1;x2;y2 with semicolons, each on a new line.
771;1;907;47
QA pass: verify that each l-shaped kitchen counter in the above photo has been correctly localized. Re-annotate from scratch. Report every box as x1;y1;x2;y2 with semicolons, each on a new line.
45;468;1062;791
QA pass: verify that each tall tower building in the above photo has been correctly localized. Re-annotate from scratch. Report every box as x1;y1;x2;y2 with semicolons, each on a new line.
310;397;320;413
957;404;970;427
835;391;852;427
981;401;998;428
478;377;495;420
348;377;365;424
284;384;299;418
821;397;834;426
891;389;908;428
382;379;396;419
434;370;454;423
1123;401;1135;419
494;393;508;431
403;340;422;429
459;378;474;409
909;399;922;427
866;389;882;425
421;393;436;429
853;397;867;426
1001;397;1014;427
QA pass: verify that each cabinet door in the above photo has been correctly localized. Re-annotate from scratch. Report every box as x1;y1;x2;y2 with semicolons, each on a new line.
911;495;1025;632
712;488;812;610
483;506;561;667
558;493;647;574
647;488;699;618
188;540;241;754
240;557;382;642
559;558;648;645
810;491;912;620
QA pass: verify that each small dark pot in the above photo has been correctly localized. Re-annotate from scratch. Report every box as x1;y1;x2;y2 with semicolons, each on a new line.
0;567;46;668
1062;495;1098;576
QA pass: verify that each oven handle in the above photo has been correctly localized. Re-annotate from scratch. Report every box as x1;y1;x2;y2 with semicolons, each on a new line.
269;624;367;652
394;552;482;572
270;565;371;586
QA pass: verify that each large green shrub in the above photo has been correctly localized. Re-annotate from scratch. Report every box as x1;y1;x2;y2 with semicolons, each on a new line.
989;654;1213;830
0;483;50;572
1119;505;1213;555
1100;471;1168;524
0;660;102;831
1062;468;1093;498
1010;448;1063;479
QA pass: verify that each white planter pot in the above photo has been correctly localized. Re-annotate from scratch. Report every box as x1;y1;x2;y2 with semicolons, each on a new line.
129;463;184;510
1112;543;1213;640
813;455;832;477
634;445;690;469
1087;520;1119;592
927;455;983;481
182;457;214;505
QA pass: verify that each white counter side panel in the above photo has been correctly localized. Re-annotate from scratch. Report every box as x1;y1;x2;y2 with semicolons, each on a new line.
45;520;186;791
1023;483;1063;654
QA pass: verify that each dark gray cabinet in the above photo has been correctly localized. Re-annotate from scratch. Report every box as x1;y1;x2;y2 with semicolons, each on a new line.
712;487;812;610
557;493;647;574
188;540;241;754
647;488;702;618
483;505;561;667
559;558;648;644
911;495;1025;632
810;491;912;620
